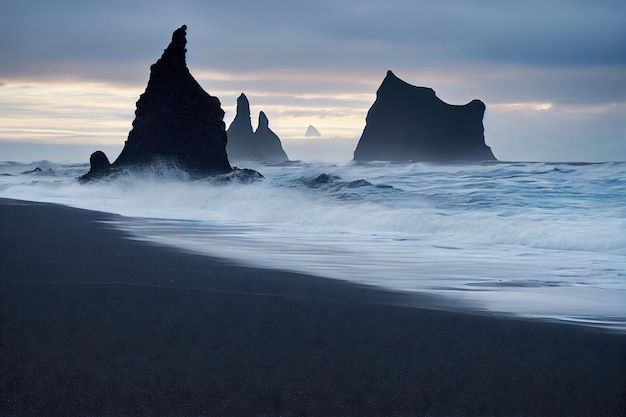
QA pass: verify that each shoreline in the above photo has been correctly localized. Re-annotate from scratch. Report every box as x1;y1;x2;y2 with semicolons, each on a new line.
1;198;624;416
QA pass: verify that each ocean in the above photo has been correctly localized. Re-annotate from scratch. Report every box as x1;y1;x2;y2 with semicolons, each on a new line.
1;159;625;331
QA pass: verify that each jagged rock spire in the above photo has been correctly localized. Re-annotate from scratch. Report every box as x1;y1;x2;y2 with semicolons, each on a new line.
108;25;232;175
254;111;289;161
227;94;289;162
226;93;257;160
151;25;188;73
228;93;254;136
258;111;269;129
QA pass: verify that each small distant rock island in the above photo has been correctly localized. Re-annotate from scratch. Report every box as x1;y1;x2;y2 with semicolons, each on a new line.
353;71;496;162
226;93;289;162
81;25;241;181
305;125;322;137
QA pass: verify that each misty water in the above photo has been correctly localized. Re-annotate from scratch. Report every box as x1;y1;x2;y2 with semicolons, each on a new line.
1;159;624;331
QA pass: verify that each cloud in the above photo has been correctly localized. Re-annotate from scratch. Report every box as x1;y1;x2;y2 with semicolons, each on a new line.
0;0;624;161
2;1;624;77
2;1;622;112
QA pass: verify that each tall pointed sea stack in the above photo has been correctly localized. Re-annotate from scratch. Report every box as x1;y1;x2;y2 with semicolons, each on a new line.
226;93;257;160
353;71;496;162
253;111;289;161
82;25;232;180
227;93;289;161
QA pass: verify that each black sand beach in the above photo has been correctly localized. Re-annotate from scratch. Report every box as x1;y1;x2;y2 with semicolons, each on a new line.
1;198;624;416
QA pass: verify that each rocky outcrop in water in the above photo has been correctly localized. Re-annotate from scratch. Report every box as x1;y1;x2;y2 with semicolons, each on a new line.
81;25;233;181
253;112;289;161
305;125;322;137
226;93;256;161
227;93;289;162
353;71;496;162
80;151;111;180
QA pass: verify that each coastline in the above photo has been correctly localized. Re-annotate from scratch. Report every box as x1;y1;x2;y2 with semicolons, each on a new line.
1;198;624;416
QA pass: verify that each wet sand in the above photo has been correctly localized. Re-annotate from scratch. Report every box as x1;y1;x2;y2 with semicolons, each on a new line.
1;198;624;416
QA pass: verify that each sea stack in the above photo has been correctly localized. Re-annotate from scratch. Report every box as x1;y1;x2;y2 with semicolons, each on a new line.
226;93;257;161
227;93;289;162
305;125;322;137
353;71;496;162
253;111;289;161
82;25;232;180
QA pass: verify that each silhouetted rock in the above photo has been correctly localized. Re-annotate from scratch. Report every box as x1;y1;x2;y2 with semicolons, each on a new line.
353;71;496;162
226;93;258;160
81;151;112;180
306;173;341;187
215;168;265;183
313;173;336;183
253;112;289;161
81;25;233;180
305;125;322;137
227;93;289;161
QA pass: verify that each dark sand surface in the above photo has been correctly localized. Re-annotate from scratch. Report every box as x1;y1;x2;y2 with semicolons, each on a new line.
1;198;624;416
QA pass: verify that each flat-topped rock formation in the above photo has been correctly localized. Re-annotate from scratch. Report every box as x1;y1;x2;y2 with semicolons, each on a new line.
353;71;496;162
227;93;289;162
82;25;232;180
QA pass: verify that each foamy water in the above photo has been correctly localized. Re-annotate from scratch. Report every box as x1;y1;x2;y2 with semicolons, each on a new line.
1;159;625;330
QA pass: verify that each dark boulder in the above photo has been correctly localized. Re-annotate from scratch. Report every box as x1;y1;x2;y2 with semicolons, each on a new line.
81;151;112;181
353;71;496;162
227;93;289;162
81;25;233;180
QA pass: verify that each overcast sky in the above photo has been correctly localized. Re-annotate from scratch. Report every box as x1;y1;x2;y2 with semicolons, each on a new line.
1;0;624;163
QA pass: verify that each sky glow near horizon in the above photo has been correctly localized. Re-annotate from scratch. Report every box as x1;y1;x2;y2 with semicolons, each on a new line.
0;0;624;163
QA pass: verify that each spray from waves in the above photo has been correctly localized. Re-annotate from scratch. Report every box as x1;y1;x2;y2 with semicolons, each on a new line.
1;160;625;256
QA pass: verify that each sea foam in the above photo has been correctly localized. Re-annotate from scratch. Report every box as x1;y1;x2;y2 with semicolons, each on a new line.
1;160;625;330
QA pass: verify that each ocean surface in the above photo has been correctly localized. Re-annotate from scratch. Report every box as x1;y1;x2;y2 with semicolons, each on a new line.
1;159;625;331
